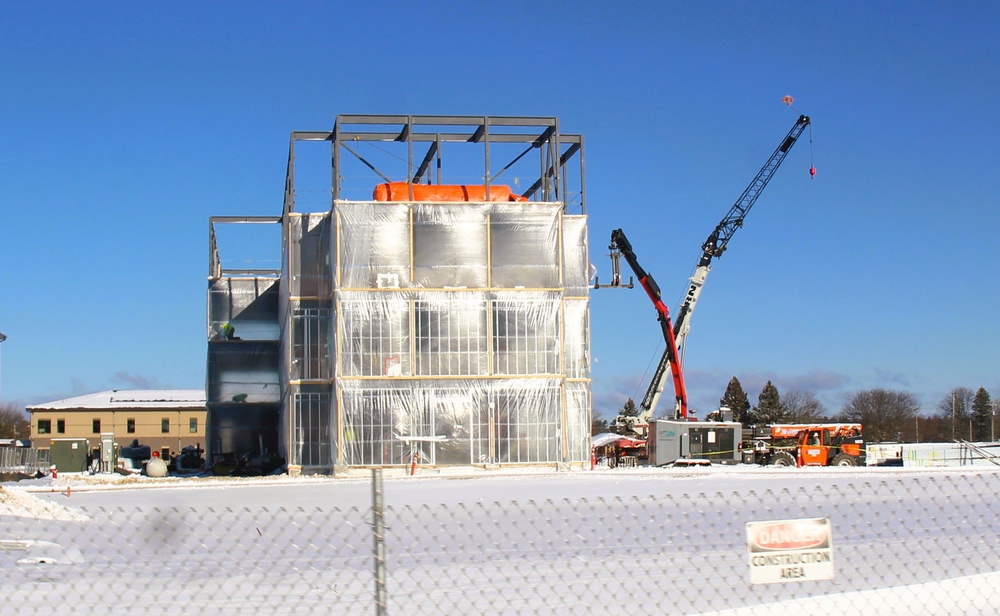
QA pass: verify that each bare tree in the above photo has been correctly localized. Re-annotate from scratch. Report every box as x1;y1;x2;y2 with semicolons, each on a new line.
782;390;828;423
0;402;29;440
838;389;919;443
591;417;609;435
935;387;975;441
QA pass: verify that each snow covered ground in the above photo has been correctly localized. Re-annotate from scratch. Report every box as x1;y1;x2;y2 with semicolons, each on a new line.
1;465;998;614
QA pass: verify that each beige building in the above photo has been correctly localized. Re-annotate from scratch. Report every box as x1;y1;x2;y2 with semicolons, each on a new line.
27;389;207;462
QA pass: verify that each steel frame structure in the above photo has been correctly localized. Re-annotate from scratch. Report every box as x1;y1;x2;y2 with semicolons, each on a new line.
283;115;586;214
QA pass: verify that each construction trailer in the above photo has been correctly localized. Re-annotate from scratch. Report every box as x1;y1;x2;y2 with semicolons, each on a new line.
207;115;593;474
647;419;742;466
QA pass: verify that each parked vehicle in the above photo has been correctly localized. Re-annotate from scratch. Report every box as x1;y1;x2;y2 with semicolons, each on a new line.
742;423;865;467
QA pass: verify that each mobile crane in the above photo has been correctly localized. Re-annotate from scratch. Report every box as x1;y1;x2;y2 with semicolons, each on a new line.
610;115;811;437
608;228;689;428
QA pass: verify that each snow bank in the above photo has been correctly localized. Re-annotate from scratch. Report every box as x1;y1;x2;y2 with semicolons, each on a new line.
0;486;89;521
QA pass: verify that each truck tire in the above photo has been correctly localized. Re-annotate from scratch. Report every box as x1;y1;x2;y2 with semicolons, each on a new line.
769;452;796;467
832;453;858;467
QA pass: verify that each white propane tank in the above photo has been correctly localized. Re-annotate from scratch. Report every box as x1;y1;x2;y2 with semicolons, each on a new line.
146;457;168;478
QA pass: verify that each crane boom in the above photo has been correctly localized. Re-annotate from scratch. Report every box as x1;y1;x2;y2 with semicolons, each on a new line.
674;114;811;337
610;229;689;422
637;114;811;425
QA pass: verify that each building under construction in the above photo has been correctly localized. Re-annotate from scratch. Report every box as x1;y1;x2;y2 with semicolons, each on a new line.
207;115;592;474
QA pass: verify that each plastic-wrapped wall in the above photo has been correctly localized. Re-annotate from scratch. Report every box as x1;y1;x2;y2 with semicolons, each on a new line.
285;200;591;470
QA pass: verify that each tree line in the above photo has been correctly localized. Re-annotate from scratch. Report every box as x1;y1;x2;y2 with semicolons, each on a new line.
595;377;998;444
0;402;30;440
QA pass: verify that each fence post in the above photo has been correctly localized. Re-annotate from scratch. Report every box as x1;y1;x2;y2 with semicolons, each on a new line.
372;468;387;615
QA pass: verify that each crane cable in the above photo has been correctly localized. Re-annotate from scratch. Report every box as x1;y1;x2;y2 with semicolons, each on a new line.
809;122;816;180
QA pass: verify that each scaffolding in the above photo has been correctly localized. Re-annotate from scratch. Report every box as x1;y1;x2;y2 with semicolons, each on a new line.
209;115;592;474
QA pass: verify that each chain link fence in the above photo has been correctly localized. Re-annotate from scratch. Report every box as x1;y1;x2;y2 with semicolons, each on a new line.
1;469;999;614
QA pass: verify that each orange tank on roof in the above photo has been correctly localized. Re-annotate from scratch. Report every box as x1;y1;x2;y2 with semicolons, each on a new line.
373;182;527;202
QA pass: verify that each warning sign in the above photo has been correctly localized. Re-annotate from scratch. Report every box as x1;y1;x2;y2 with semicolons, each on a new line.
745;517;834;584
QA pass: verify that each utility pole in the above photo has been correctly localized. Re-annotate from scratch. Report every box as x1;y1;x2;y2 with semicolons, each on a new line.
0;331;6;405
992;400;998;442
952;391;956;441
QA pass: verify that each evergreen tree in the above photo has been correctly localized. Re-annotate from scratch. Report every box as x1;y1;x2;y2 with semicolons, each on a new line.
720;377;751;424
611;398;640;435
971;388;993;442
753;381;788;425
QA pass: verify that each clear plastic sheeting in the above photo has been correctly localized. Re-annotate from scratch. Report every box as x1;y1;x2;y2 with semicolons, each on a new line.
564;381;592;463
290;384;332;469
210;116;592;472
561;215;590;296
335;201;566;291
324;200;587;468
411;203;490;288
276;199;590;469
563;298;590;380
288;300;332;382
337;291;411;378
338;379;564;466
285;213;332;298
336;203;410;289
490;292;560;375
207;342;280;404
490;204;561;289
207;277;280;341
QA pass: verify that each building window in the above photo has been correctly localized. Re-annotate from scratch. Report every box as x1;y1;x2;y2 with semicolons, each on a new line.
127;418;135;434
292;306;331;380
161;418;170;434
56;419;66;434
92;419;101;434
38;420;51;434
189;417;198;433
339;297;408;377
413;297;488;377
492;299;560;375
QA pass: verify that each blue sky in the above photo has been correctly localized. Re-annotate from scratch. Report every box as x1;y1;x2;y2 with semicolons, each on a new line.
1;2;998;419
